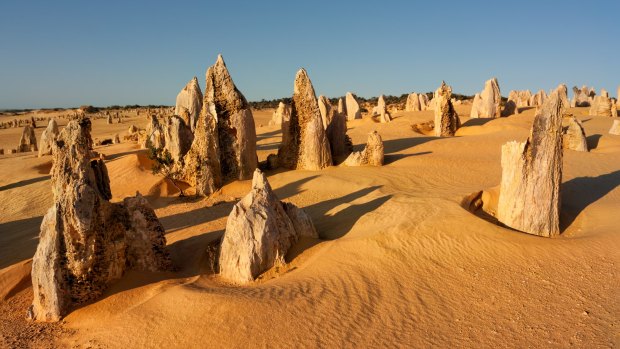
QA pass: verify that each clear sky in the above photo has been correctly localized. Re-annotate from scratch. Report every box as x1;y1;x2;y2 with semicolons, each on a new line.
0;0;618;109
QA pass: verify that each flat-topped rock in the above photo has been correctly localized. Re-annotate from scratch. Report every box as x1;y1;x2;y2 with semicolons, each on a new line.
497;88;565;237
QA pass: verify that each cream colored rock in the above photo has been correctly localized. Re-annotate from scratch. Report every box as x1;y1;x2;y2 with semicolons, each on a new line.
376;95;391;123
562;117;588;152
318;95;333;129
508;90;532;108
337;98;346;115
609;120;620;135
530;89;548;107
433;81;460;137
571;85;592;107
405;93;421;111
344;131;384;166
38;119;59;157
175;76;203;131
164;115;194;162
269;102;290;126
18;125;37;152
345;92;361;120
142;115;165;149
497;88;565;237
470;78;501;118
589;90;614;117
277;69;332;170
30;118;171;322
219;170;318;284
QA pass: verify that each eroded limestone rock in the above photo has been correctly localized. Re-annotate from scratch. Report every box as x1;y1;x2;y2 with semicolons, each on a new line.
345;92;361;120
496;88;565;237
470;78;501;118
18;125;37;152
164;115;194;162
175;77;203;131
269;102;290;126
433;81;460;136
562;117;588;152
30;118;171;322
38;119;59;157
277;69;332;170
218;170;317;284
344;131;384;166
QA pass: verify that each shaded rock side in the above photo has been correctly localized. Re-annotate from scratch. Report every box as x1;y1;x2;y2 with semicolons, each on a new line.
496;88;565;237
219;170;317;284
182;109;222;196
433;82;460;136
205;54;257;181
277;69;332;170
164;115;194;163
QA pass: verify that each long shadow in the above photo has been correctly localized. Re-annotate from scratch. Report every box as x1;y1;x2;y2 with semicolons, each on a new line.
302;186;392;240
0;175;50;192
157;175;320;233
586;134;602;150
256;129;281;141
0;215;44;269
382;136;436;154
461;118;494;127
560;170;620;231
256;141;280;151
384;151;431;165
104;148;145;162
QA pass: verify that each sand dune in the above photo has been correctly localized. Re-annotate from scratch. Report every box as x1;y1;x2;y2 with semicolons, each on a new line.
0;105;618;347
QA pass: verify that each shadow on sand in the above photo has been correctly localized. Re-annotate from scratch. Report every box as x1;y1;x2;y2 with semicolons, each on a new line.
586;134;602;150
0;175;50;192
461;118;494;127
560;170;620;231
0;215;44;269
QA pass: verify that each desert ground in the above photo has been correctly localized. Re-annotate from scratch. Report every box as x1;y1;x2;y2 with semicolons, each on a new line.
0;104;618;348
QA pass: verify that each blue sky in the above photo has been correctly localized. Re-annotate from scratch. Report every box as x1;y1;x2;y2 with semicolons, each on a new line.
0;0;618;109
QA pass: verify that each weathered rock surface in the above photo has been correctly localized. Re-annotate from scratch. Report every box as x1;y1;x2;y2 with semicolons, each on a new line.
508;90;532;108
589;90;614;117
30;118;171;322
183;54;257;195
18;125;37;152
375;95;391;123
337;98;346;115
345;92;361;120
609;119;620;135
318;95;333;130
205;54;257;181
219;170;318;284
502;100;519;116
571;85;594;107
269;102;290;126
326;109;350;158
38;119;59;157
175;77;203;131
405;93;421;111
497;88;565;237
277;69;332;170
183;109;221;195
344;131;384;166
164;115;194;162
530;89;548;107
433;81;460;137
470;78;501;118
142;115;165;149
562;117;588;152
